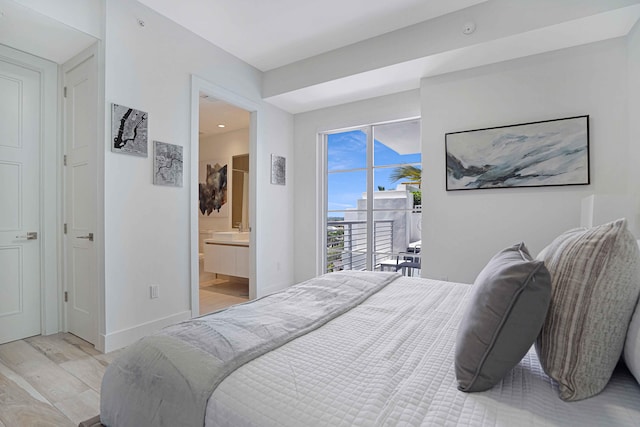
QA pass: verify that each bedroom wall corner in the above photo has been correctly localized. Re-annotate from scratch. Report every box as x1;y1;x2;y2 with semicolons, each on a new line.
420;38;629;284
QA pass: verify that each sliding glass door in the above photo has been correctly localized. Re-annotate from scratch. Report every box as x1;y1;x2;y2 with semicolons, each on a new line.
324;119;421;273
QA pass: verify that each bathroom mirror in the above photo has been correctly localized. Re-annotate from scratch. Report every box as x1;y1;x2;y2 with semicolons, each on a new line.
232;154;249;229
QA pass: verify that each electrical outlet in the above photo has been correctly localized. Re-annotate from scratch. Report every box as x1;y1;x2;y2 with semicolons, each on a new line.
150;285;159;299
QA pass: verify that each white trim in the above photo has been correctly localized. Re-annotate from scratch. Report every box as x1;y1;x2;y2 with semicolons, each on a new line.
365;127;374;271
61;42;101;347
0;44;59;337
317;116;421;135
100;310;191;353
95;40;106;353
189;75;260;317
318;133;328;277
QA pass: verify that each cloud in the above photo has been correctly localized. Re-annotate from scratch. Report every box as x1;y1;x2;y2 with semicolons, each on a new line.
327;131;367;171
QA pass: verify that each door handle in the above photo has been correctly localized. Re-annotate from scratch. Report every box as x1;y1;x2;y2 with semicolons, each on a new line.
77;233;94;242
16;231;38;240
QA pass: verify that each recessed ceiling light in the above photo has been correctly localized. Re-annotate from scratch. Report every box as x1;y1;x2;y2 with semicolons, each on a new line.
217;124;226;128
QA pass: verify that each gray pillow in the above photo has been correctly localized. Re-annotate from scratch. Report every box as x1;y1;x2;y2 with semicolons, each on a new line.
455;242;551;392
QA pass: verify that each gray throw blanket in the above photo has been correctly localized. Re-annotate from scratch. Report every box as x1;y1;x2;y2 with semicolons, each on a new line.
100;271;400;427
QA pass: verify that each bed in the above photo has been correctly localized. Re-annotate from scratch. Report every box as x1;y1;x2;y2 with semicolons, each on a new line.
97;263;640;426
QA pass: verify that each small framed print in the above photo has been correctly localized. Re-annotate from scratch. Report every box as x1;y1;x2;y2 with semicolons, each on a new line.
111;103;148;156
271;154;286;185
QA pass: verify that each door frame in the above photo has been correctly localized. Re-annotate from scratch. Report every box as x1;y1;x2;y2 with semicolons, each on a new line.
0;45;59;336
189;76;259;317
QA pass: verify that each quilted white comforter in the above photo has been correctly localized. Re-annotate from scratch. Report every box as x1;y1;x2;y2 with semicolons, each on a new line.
205;276;640;426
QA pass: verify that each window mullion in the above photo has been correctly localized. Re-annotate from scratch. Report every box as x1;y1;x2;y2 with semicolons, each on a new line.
366;125;374;271
322;133;328;274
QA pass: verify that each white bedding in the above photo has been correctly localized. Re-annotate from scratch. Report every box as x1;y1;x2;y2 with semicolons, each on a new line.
205;277;640;426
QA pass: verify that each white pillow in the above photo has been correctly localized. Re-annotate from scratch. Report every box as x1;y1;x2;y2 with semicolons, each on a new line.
624;240;640;384
625;301;640;384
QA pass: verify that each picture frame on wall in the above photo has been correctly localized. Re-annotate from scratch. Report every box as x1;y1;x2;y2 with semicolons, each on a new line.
271;154;286;185
445;115;589;191
153;141;183;187
111;103;148;156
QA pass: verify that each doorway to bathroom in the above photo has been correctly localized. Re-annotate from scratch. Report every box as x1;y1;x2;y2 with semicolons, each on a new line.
197;93;251;315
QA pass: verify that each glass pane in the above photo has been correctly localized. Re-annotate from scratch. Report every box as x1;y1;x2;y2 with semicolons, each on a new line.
326;211;368;273
373;119;421;167
373;165;421;194
372;209;394;269
325;119;423;274
327;129;367;171
328;170;366;211
372;210;421;274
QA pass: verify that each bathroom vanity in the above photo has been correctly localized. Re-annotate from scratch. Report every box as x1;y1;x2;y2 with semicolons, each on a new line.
204;231;250;278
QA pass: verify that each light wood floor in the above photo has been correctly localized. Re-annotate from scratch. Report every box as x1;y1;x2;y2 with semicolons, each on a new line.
0;280;249;426
199;276;249;315
0;333;124;426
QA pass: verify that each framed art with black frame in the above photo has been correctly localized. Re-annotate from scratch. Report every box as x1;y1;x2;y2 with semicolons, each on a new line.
445;115;589;191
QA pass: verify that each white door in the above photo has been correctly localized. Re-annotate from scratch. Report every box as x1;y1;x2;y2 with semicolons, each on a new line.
64;51;98;345
0;56;42;344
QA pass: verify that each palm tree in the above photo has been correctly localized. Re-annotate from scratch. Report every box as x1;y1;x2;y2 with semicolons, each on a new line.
390;165;421;184
391;165;421;207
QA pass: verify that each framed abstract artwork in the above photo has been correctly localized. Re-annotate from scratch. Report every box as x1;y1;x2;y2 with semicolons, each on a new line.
445;115;589;191
199;159;228;217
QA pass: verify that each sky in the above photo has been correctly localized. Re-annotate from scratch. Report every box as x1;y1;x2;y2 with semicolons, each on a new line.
327;130;421;214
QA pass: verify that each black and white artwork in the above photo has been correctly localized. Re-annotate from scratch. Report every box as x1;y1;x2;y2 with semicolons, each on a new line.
199;159;228;217
153;141;183;187
111;103;148;156
271;154;286;185
445;115;589;191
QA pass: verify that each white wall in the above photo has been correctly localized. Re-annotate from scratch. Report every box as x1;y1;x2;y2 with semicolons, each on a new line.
293;89;421;282
102;0;294;351
628;22;640;231
421;38;630;284
199;128;249;233
256;107;295;295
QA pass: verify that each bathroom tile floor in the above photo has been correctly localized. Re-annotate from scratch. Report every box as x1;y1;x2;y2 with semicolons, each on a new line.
199;277;249;315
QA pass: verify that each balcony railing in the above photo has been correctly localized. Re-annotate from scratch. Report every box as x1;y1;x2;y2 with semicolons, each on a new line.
326;219;394;272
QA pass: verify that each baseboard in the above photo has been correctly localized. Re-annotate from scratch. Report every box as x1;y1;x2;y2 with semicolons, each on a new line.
101;310;191;353
258;282;291;298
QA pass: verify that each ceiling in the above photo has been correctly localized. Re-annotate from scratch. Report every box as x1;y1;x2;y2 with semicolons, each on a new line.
136;0;488;72
0;0;96;63
137;0;640;114
4;0;639;117
199;95;250;139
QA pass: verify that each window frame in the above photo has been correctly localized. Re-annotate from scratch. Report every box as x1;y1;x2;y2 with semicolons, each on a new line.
321;118;421;273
